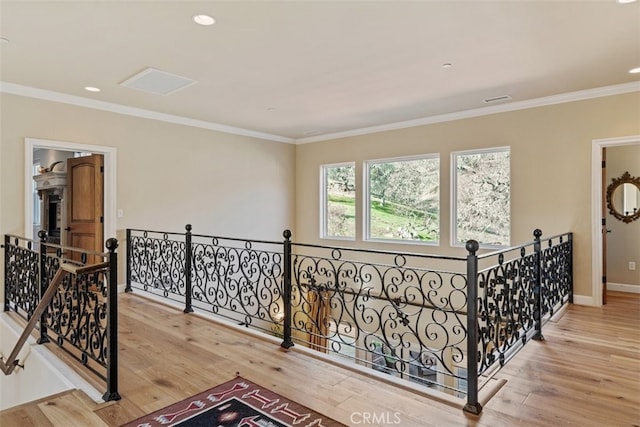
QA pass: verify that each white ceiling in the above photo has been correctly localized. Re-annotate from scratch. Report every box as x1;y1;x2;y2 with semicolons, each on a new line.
1;1;639;143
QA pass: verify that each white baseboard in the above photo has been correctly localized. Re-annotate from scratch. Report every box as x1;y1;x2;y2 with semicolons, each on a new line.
607;282;640;294
572;294;596;306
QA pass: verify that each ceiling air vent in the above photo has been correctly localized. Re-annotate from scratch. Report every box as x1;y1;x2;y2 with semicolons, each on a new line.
483;95;512;104
120;68;198;96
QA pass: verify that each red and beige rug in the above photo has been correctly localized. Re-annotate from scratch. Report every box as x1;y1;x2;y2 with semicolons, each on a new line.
121;376;345;427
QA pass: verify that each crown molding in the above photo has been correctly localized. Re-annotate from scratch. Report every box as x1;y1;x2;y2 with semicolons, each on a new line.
2;80;638;145
295;81;640;144
0;81;294;144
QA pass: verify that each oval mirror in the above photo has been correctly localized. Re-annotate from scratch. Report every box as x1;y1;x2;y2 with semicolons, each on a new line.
606;171;640;223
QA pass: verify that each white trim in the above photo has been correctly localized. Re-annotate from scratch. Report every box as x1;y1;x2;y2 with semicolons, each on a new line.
24;138;117;247
572;294;596;306
1;82;293;144
591;135;640;307
297;81;640;144
607;282;640;294
3;81;637;146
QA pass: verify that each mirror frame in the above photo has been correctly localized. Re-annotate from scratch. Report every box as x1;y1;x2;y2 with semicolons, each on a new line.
606;171;640;224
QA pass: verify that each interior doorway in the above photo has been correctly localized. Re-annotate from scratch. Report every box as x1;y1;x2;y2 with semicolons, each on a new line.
591;135;640;307
24;138;116;252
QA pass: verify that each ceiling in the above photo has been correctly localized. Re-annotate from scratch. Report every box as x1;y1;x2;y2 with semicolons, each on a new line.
1;1;639;143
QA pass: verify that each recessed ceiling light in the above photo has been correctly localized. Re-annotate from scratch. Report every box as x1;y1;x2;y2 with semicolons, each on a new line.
442;63;453;69
617;0;637;4
84;86;101;92
0;37;9;44
629;67;640;74
193;14;215;26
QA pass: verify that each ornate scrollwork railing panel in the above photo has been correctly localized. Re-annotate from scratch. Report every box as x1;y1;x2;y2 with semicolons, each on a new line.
4;236;39;320
476;245;537;374
540;234;573;318
128;230;187;302
40;245;110;373
290;244;468;395
3;235;114;380
190;234;284;332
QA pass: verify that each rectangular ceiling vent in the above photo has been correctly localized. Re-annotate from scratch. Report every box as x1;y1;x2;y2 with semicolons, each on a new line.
483;95;512;104
120;67;198;96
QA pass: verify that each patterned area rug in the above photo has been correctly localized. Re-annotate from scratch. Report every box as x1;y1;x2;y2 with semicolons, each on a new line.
121;376;345;427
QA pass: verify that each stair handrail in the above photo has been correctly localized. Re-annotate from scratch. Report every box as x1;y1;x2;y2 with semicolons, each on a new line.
0;261;109;375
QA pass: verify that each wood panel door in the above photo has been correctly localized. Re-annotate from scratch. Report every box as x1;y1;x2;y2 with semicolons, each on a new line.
66;154;104;262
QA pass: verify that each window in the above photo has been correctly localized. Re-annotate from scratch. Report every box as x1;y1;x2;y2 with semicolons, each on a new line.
321;163;355;239
365;155;439;243
452;147;510;246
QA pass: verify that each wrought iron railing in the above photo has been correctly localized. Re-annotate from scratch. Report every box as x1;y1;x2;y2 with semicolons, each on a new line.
126;226;572;414
126;226;284;332
463;230;573;414
2;231;120;401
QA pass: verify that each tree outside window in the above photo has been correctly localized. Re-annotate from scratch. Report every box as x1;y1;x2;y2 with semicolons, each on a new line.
321;163;356;239
366;156;439;243
453;148;510;246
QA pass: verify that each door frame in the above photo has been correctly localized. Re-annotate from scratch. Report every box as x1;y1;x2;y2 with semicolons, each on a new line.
591;135;640;307
24;138;116;248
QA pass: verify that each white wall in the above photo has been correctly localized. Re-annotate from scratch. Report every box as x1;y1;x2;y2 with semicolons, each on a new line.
0;93;296;287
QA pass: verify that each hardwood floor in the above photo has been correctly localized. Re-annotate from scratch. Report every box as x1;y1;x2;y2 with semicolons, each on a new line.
1;291;638;427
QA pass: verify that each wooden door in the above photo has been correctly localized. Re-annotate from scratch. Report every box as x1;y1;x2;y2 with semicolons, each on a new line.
66;154;104;262
601;148;607;305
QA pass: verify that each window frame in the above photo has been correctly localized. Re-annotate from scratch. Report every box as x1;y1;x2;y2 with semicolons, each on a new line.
320;162;356;240
450;146;511;249
364;154;440;245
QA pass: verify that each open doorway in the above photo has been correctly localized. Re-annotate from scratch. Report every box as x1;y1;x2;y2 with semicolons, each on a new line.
24;138;116;252
591;135;640;306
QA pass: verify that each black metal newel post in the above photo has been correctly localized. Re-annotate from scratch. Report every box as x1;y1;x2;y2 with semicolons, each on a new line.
281;229;294;349
464;239;482;415
568;233;574;304
184;224;194;314
37;230;50;344
103;238;121;401
533;229;544;341
3;234;9;312
125;229;133;293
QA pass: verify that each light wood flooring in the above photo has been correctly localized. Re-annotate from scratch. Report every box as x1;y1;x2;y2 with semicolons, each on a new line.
1;291;638;427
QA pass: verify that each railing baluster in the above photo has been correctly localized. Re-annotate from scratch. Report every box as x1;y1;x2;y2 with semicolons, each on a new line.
568;233;574;304
103;238;121;401
37;230;50;344
281;229;294;349
533;229;544;341
464;239;481;415
184;224;194;314
3;234;9;312
125;228;133;293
